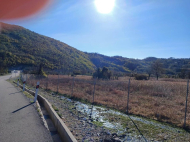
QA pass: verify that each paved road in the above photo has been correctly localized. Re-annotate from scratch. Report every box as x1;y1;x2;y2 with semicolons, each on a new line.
0;75;53;142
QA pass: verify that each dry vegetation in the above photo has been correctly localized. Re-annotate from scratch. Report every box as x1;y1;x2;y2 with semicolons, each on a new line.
26;74;190;129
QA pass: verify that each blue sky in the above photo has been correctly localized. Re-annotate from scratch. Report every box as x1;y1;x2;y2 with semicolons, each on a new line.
3;0;190;59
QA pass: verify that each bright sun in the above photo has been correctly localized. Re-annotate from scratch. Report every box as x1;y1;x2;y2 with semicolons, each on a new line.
94;0;115;14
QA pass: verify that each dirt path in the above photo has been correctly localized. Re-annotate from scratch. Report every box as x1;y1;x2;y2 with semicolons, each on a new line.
0;75;53;142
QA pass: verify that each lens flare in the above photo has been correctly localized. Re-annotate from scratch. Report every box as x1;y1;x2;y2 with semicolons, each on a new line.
94;0;115;14
0;0;51;20
0;23;1;34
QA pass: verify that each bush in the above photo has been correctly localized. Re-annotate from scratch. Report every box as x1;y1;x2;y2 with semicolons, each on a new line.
135;74;148;80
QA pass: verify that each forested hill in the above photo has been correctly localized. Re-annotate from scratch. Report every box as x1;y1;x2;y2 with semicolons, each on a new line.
0;22;95;73
85;53;190;76
0;22;190;76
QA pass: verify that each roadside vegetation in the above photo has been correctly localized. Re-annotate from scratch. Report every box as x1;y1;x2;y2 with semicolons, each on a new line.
24;74;190;130
9;74;190;141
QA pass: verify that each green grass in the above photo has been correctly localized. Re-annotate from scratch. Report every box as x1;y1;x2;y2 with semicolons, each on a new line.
92;121;104;127
23;91;34;99
57;112;62;118
99;112;190;141
52;104;59;111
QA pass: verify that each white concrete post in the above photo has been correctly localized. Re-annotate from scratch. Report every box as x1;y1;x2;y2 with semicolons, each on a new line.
34;82;40;102
23;80;26;91
17;79;19;87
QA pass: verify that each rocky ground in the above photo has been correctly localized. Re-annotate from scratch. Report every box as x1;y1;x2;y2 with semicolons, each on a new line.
40;90;135;142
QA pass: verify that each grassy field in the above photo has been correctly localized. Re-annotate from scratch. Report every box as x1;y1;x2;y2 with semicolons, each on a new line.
25;74;190;129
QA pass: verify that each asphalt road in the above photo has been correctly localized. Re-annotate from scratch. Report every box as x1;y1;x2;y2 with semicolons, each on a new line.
0;74;53;142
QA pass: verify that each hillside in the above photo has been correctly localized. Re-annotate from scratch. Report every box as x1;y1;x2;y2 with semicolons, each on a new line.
86;53;190;76
0;22;190;76
0;22;95;74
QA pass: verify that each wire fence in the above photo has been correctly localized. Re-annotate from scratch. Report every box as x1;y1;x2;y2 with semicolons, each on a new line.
15;73;190;141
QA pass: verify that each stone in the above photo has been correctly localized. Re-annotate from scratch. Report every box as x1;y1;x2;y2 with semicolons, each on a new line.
104;138;112;142
112;137;122;142
112;133;117;138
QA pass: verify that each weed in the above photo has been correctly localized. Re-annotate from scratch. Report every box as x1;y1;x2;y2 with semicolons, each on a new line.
52;104;59;111
92;121;104;127
37;108;40;113
57;112;62;118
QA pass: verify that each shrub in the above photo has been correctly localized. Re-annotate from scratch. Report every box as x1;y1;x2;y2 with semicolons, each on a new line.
135;74;148;80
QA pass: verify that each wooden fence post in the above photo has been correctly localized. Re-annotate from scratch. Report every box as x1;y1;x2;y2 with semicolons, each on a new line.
71;76;75;96
57;74;59;93
92;77;97;104
46;75;48;90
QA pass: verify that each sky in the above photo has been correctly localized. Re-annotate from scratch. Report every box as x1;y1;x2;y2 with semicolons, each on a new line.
2;0;190;59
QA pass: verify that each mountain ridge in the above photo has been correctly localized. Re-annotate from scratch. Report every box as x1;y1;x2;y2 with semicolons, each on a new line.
0;22;190;76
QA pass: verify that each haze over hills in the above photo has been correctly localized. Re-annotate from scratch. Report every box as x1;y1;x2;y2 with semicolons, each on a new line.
0;22;190;76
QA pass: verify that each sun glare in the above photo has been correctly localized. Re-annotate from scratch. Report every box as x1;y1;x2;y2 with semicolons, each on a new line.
94;0;115;14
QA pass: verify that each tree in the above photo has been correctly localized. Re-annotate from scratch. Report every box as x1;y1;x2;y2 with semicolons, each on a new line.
107;71;112;80
97;68;101;79
72;70;81;76
146;66;152;80
178;68;190;79
101;67;109;79
187;71;190;79
93;67;112;80
126;62;138;71
93;68;101;78
135;74;148;80
151;60;164;80
0;60;8;74
37;63;47;77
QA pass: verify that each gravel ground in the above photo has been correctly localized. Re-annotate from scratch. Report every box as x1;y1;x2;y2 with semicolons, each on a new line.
40;91;120;142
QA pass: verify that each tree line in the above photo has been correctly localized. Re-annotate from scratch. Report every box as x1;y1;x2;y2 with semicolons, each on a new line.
137;60;190;80
93;67;112;79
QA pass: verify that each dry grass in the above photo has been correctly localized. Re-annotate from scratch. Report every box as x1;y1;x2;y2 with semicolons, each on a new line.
25;74;190;129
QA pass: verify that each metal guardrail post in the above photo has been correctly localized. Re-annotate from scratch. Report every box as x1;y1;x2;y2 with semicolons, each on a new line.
184;79;189;128
126;78;131;114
